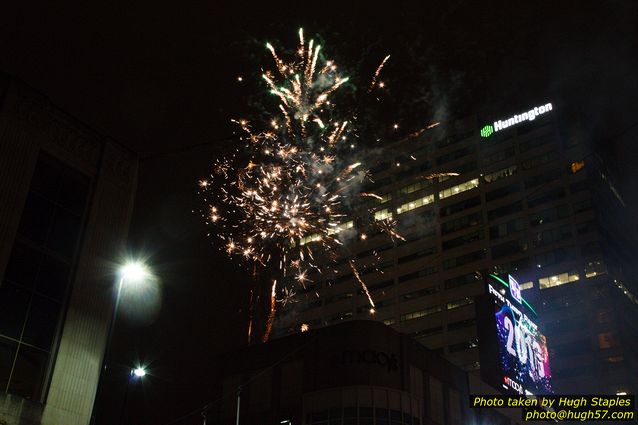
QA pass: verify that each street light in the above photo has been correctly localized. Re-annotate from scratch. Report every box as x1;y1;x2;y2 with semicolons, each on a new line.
119;366;147;425
132;367;146;378
90;260;151;425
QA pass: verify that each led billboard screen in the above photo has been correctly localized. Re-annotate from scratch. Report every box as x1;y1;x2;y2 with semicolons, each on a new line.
477;274;552;395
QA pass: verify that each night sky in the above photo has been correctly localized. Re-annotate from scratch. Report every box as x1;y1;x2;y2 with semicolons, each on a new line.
1;1;637;424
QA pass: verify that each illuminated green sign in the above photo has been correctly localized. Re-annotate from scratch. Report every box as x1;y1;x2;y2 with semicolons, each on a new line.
480;125;494;138
481;102;553;138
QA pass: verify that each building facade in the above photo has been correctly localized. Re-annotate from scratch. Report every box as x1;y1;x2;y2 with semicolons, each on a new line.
219;320;516;425
0;75;138;424
275;102;638;396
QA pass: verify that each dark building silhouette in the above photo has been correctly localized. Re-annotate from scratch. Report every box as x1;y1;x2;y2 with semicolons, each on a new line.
218;320;518;425
0;75;138;424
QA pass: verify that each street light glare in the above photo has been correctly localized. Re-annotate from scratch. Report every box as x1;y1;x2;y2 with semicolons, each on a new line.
120;262;149;282
133;367;146;377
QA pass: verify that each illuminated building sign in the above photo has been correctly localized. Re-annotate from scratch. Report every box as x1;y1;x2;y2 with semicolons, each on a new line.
477;274;552;396
480;103;553;137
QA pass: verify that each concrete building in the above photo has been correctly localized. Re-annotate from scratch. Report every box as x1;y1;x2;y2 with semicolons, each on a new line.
0;75;138;424
275;101;638;396
219;320;516;425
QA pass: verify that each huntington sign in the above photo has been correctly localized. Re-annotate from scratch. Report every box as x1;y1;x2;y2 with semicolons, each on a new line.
480;102;553;138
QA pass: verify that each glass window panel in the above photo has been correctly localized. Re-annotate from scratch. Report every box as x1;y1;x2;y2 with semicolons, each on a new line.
539;271;580;289
17;192;55;244
0;283;31;339
56;169;90;215
0;337;18;391
46;208;82;258
360;407;373;418
30;155;62;197
34;254;70;301
3;241;41;289
7;344;48;401
22;295;60;351
343;407;357;418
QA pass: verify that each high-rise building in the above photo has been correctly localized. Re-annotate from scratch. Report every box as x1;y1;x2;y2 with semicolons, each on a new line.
275;101;638;396
0;75;138;424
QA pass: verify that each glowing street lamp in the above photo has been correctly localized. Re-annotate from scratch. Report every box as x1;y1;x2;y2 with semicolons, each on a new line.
132;367;146;378
90;260;151;425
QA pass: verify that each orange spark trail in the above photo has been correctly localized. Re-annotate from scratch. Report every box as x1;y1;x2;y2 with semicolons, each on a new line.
262;280;278;342
368;55;391;93
349;260;375;308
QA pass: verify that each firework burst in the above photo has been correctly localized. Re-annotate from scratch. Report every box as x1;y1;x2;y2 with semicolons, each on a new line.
199;29;431;340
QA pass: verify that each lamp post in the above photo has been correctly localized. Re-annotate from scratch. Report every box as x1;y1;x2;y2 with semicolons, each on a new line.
90;261;150;425
119;366;147;425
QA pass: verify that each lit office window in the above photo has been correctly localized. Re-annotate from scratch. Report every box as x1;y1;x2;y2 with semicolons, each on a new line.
446;297;474;310
396;194;434;214
399;305;442;322
585;260;607;278
326;220;353;235
539;271;579;289
520;281;534;290
299;233;321;246
374;209;392;221
439;178;479;200
483;165;517;183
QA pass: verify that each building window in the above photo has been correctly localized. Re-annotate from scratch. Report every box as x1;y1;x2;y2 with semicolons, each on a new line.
529;204;570;226
439;178;479;200
521;149;558;170
487;201;523;221
396;194;434;214
0;152;91;401
531;224;572;248
327;220;353;235
439;195;481;218
410;326;443;338
585;260;607;278
447;318;475;331
398;246;437;264
520;281;534;290
400;305;442;322
485;183;520;202
398;180;431;195
401;285;441;301
436;146;475;166
440;211;482;235
299;233;322;245
519;133;556;152
527;187;565;208
446;297;474;310
442;230;484;251
442;250;486;270
448;339;478;352
533;246;575;268
383;318;396;326
489;218;526;239
374;208;392;221
539;271;579;289
444;272;478;290
483;146;515;164
483;165;517;183
398;266;439;283
525;168;562;189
